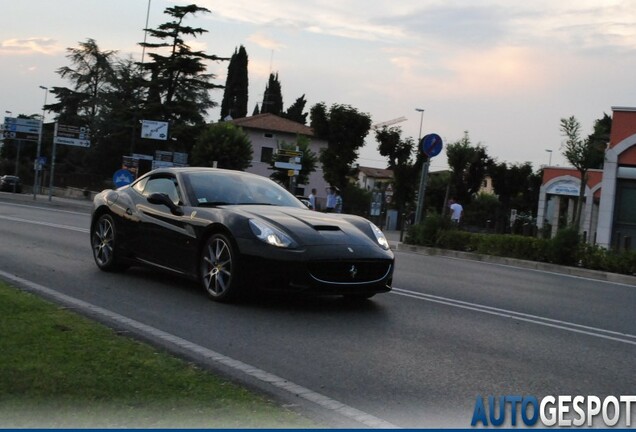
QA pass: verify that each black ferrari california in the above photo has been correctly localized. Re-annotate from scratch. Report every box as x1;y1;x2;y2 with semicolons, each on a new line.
90;167;394;302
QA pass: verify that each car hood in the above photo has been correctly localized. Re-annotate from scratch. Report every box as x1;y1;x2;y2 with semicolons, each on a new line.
233;205;380;247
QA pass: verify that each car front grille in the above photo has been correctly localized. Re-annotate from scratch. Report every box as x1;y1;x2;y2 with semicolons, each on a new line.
308;260;392;284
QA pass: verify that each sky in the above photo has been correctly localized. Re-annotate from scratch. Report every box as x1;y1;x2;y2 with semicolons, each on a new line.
2;0;636;172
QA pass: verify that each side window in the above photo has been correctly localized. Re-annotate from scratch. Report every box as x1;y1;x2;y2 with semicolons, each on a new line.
143;176;181;205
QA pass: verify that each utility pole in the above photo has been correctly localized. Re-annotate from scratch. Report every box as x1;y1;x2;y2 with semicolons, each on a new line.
414;108;427;224
33;86;48;200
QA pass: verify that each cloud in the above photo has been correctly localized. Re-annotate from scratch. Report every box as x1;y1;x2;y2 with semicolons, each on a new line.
0;37;63;55
247;33;286;50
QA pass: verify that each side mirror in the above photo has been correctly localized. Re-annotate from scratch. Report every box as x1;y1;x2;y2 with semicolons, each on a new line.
147;192;183;216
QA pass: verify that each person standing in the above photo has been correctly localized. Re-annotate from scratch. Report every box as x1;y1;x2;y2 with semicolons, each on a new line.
449;198;463;225
334;188;343;213
325;187;336;212
308;188;317;210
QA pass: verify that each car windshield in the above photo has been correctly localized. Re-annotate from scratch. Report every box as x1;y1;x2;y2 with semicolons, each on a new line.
187;171;306;208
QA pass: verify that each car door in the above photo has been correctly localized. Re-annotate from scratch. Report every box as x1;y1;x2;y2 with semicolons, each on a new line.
135;174;197;273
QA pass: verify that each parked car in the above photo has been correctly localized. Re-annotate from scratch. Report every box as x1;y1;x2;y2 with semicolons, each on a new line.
0;175;22;193
90;167;394;302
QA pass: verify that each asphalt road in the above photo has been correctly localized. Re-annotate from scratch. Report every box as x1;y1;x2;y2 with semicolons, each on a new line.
1;193;635;428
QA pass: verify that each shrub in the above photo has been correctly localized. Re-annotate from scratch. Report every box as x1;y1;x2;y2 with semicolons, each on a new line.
436;230;473;251
404;222;636;276
405;213;450;246
548;227;580;266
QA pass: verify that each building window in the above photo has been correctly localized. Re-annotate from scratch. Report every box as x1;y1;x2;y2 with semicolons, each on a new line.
264;133;274;139
261;146;273;163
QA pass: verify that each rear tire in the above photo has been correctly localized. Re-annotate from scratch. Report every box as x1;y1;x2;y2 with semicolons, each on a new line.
200;233;241;302
91;213;127;272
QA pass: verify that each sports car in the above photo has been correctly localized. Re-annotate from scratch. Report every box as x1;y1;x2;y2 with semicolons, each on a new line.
90;167;394;302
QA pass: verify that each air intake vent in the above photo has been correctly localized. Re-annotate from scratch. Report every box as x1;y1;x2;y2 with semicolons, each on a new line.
314;225;340;231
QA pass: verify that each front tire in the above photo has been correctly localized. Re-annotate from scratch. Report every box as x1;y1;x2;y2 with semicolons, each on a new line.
200;233;241;302
91;213;126;271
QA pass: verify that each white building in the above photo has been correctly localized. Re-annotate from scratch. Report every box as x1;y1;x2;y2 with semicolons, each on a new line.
230;113;330;207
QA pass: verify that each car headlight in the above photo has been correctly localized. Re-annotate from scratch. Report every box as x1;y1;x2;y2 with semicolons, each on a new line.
249;219;295;248
370;222;390;250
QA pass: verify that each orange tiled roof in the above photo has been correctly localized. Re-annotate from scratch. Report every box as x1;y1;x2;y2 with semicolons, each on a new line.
358;166;393;179
230;113;314;136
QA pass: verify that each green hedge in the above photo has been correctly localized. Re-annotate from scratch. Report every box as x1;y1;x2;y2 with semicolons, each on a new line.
405;216;636;276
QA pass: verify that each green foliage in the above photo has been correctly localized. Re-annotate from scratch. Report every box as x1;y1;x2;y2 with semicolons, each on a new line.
311;103;372;191
375;126;419;216
547;227;580;265
261;73;283;115
445;131;493;205
404;221;636;275
405;213;450;246
191;122;252;170
487;161;541;232
436;230;474;251
220;45;249;120
425;170;451;214
559;115;607;228
282;95;308;124
341;184;372;216
139;4;226;123
463;192;500;229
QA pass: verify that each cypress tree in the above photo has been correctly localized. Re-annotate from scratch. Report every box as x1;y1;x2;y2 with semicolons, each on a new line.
261;73;283;115
219;45;249;120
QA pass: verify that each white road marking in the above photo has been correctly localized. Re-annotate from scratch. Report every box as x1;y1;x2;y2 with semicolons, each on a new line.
392;287;636;346
0;200;89;216
0;214;89;233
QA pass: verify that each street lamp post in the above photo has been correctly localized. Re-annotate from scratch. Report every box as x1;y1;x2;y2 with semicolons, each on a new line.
414;108;428;225
33;86;48;200
545;149;553;166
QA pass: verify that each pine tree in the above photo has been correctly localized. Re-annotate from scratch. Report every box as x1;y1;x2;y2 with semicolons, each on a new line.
139;4;228;125
282;94;308;124
219;45;248;120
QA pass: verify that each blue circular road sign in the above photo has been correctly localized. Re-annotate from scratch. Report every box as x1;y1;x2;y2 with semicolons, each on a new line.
420;133;443;158
113;169;135;188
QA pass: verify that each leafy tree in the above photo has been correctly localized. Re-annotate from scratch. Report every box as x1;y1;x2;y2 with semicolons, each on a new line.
50;38;117;125
139;4;227;126
310;103;372;191
560;115;606;228
282;95;308;124
375;126;421;219
43;38;118;182
260;73;283;115
445;131;492;205
269;135;317;186
219;45;248;120
191;122;252;170
85;58;147;178
488;161;540;232
587;113;611;169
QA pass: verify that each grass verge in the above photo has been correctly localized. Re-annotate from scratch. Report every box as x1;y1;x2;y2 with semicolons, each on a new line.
0;282;318;428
